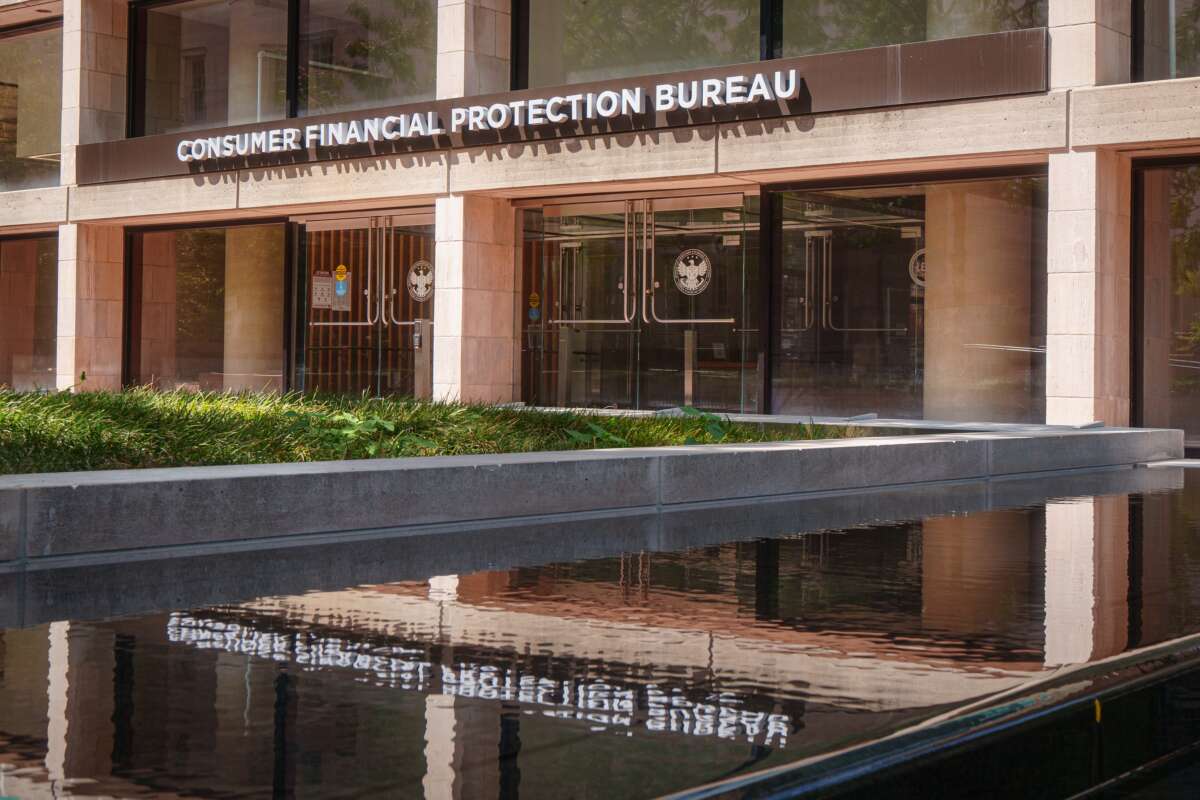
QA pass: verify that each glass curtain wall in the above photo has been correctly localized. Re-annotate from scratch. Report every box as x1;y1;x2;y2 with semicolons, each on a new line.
133;0;438;136
1137;1;1200;80
517;0;1047;89
1137;163;1200;447
771;176;1048;423
128;224;286;392
523;0;760;87
0;236;57;390
299;0;438;116
782;1;1045;56
0;24;62;191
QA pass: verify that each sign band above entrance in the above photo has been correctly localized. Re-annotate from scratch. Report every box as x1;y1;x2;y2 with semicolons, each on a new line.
175;70;800;164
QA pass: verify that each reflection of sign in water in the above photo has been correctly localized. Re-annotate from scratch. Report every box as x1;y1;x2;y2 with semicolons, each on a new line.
908;248;926;287
168;613;792;748
311;271;333;309
333;265;351;311
408;260;434;302
674;249;711;296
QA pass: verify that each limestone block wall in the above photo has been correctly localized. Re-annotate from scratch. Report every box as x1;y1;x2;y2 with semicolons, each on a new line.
56;223;124;391
433;194;518;402
136;230;177;389
436;0;510;99
61;0;127;185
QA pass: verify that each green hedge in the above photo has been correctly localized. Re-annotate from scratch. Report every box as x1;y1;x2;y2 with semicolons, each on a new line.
0;389;851;474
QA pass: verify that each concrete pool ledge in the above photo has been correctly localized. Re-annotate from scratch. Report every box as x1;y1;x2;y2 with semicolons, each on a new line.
0;425;1182;566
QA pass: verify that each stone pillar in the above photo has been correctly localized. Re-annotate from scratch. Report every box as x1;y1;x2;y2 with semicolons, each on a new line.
1043;496;1129;666
1048;0;1131;89
436;0;511;99
924;181;1034;421
433;195;518;403
1046;150;1131;425
223;226;284;393
57;224;124;391
61;0;127;185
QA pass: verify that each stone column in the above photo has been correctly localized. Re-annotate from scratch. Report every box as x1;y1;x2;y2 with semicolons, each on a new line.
58;2;128;393
61;0;127;185
923;181;1034;421
1046;150;1131;425
1043;495;1129;666
57;224;124;391
1048;0;1131;89
223;226;285;393
433;195;518;403
436;0;511;99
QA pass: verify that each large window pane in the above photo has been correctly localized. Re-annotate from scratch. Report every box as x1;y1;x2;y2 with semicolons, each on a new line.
771;177;1048;423
140;0;288;136
0;236;57;390
1139;165;1200;445
299;0;438;116
524;0;759;88
782;0;1047;57
1139;1;1200;80
132;224;285;392
0;26;61;191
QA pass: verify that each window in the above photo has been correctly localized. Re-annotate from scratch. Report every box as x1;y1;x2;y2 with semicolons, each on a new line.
0;235;58;390
770;175;1048;423
131;0;438;137
513;0;1048;89
1136;162;1200;447
128;224;286;392
0;23;62;191
299;0;438;117
1137;1;1200;80
782;0;1046;57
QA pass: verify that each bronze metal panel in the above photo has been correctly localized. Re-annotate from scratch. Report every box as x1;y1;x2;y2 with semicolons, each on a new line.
899;28;1048;106
75;28;1048;186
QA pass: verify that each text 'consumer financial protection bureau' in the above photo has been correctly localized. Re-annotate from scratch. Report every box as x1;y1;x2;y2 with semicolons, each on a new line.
175;69;800;163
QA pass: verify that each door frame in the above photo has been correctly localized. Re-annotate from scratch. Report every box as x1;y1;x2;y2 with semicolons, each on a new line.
289;207;436;396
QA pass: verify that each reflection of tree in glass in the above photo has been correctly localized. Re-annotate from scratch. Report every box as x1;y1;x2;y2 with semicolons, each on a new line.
1169;167;1200;393
785;0;1045;56
1176;2;1200;77
175;231;226;372
303;0;434;111
558;0;759;79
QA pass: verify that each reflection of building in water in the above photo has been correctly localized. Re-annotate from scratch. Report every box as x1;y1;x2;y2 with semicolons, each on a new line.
0;492;1182;798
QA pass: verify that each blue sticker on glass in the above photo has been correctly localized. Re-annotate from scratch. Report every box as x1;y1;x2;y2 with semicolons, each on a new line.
528;307;540;321
335;279;348;296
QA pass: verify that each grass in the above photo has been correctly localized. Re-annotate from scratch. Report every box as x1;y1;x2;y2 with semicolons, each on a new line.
0;389;856;475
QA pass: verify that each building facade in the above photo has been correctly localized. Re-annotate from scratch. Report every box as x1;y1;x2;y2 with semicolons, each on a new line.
0;2;1197;441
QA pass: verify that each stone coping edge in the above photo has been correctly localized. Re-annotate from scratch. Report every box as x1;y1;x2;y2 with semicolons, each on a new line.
0;427;1182;565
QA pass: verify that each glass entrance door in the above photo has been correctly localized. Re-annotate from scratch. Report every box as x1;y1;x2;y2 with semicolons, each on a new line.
523;195;760;411
298;212;435;397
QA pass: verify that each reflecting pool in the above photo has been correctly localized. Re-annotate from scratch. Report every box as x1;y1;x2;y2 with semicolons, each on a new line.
2;467;1200;797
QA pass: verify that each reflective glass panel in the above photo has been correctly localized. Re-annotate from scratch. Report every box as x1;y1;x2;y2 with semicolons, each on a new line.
299;0;438;116
140;0;289;136
524;0;760;88
772;177;1048;423
1138;164;1200;445
0;25;61;191
1138;0;1200;80
0;236;57;390
782;0;1047;57
131;224;285;392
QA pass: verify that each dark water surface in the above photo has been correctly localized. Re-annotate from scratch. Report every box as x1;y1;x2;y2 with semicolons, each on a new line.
3;466;1200;798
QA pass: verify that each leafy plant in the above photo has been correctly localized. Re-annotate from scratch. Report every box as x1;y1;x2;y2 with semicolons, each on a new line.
565;420;630;449
680;406;731;444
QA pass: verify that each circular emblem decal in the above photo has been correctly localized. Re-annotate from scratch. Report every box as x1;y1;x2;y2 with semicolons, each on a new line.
908;248;926;287
673;249;712;296
407;260;434;302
